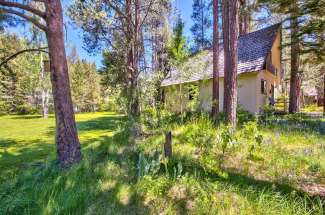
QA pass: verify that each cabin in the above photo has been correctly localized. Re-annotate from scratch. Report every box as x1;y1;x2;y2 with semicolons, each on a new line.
161;24;282;114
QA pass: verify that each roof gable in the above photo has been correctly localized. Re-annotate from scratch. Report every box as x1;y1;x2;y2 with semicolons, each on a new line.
162;24;281;86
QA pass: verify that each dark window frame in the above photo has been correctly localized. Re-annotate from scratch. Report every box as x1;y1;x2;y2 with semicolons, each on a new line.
261;79;267;95
188;87;195;101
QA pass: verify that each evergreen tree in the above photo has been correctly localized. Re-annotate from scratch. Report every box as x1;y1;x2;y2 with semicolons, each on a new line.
259;0;325;113
168;16;188;65
69;59;101;112
190;0;212;52
69;0;171;117
0;33;41;114
0;0;82;167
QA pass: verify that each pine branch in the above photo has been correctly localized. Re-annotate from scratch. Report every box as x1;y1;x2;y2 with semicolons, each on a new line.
0;0;46;18
0;47;48;68
0;7;47;31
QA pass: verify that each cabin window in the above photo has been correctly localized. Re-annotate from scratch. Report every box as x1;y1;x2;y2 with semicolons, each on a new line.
261;79;267;95
189;87;195;100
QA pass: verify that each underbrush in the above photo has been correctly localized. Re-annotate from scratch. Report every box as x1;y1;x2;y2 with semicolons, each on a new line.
0;112;324;214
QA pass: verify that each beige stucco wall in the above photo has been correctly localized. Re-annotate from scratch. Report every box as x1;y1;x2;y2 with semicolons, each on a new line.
271;30;282;84
164;70;280;114
198;72;259;113
165;72;262;114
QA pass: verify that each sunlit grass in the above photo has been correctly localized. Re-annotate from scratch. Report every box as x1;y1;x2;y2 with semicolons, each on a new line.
0;112;324;214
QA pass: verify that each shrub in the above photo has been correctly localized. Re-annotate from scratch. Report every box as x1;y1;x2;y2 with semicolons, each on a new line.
240;121;263;158
16;104;38;115
237;106;256;125
258;105;276;125
180;115;216;148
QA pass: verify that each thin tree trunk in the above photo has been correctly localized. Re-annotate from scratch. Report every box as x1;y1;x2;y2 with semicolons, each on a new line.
223;0;239;127
201;0;205;49
45;0;81;168
132;0;140;117
289;4;301;114
239;0;249;36
211;0;219;121
40;52;49;118
323;68;325;116
126;0;140;117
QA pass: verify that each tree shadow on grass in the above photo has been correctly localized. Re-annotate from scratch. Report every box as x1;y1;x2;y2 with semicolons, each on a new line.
77;115;127;131
0;138;54;184
0;116;151;214
11;115;55;120
46;114;128;137
169;152;324;202
265;117;325;135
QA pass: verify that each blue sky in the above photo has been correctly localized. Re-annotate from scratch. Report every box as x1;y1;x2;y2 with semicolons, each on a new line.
7;1;194;68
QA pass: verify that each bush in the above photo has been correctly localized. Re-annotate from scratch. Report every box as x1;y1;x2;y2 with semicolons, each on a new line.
180;115;216;148
258;105;276;125
16;104;38;115
237;106;256;125
141;107;174;132
240;121;263;158
215;106;256;125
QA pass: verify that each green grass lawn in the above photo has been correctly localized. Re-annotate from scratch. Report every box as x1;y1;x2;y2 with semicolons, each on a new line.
0;112;324;214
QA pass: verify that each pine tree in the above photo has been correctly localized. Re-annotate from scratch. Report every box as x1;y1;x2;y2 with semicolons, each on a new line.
168;16;188;65
259;0;324;113
191;0;212;52
0;0;82;168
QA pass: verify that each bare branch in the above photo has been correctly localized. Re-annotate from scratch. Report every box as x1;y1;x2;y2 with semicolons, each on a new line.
139;0;155;29
104;0;132;24
0;47;48;68
0;7;47;31
0;0;46;18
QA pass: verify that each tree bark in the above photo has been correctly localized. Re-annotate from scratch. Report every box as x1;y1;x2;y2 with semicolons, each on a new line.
288;8;301;114
239;0;249;36
126;0;140;117
323;68;325;116
45;0;81;167
223;0;239;127
211;0;219;121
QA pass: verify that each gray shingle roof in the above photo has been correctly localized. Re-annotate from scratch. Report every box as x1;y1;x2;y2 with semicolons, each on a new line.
162;24;281;86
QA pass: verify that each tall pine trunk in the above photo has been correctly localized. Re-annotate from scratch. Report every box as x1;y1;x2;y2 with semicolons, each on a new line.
223;0;239;127
288;10;301;114
45;0;81;167
211;0;219;121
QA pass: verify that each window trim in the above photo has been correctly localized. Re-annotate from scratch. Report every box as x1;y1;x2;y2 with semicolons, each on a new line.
261;79;267;95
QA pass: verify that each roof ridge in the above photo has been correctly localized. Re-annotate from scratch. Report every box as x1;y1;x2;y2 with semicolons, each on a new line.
239;23;281;39
189;23;281;57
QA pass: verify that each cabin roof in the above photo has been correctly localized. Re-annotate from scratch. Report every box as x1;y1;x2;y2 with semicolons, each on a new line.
162;23;281;87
